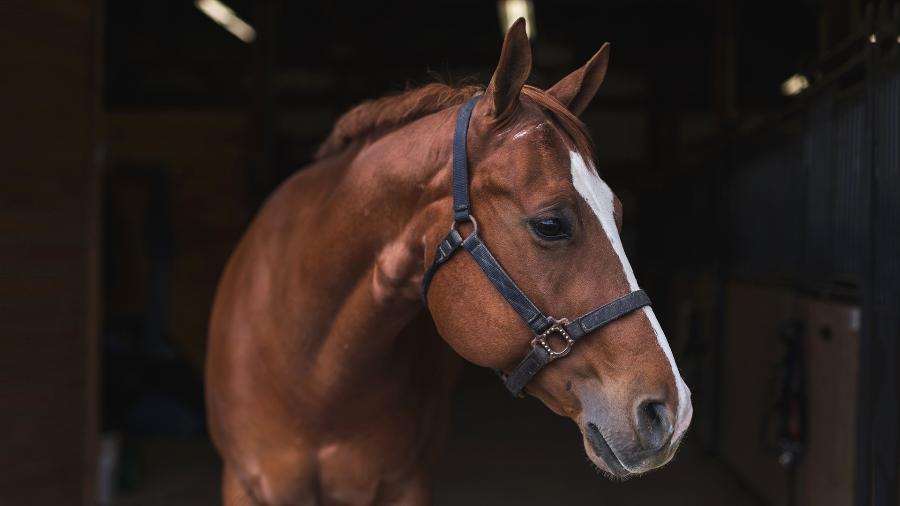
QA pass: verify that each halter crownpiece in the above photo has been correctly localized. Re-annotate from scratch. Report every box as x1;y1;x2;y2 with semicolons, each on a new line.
421;94;651;397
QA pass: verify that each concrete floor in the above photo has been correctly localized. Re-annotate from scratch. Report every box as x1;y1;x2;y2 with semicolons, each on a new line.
114;367;758;506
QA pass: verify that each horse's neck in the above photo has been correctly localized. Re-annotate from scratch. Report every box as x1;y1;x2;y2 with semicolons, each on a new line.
335;107;456;301
264;107;457;394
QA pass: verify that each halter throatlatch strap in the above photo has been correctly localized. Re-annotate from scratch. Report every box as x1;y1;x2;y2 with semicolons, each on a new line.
421;94;653;398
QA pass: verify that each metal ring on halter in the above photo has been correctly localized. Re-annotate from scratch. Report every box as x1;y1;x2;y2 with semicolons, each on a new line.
450;215;478;236
531;318;575;360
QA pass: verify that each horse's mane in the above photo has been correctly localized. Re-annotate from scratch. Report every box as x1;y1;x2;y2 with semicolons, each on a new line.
314;83;483;160
315;82;595;164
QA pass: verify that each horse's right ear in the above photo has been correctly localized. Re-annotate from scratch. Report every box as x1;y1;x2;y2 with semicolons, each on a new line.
547;43;610;116
483;18;532;121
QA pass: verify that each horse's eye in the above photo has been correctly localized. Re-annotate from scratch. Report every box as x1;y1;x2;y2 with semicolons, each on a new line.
530;217;570;241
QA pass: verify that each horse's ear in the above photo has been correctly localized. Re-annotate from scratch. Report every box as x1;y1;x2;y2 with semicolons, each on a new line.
484;18;532;120
547;43;610;116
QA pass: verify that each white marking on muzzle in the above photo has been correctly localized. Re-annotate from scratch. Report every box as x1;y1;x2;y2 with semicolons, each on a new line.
569;150;692;442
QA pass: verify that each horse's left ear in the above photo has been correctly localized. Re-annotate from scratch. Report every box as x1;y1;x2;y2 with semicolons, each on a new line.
547;43;610;116
484;18;532;120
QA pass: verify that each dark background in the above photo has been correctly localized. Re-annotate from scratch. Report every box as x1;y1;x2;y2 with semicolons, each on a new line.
1;0;899;505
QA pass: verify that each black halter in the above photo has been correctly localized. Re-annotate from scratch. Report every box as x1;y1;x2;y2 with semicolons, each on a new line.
421;94;651;397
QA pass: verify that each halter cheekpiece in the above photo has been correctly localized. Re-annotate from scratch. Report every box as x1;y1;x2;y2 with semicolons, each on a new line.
421;94;652;397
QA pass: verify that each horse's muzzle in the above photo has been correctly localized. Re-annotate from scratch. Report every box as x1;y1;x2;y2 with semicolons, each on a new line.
583;397;678;476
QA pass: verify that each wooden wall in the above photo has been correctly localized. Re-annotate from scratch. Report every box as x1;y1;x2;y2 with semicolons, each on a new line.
105;111;252;369
0;1;102;504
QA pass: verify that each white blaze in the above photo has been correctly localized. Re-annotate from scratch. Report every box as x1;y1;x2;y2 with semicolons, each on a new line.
569;151;692;439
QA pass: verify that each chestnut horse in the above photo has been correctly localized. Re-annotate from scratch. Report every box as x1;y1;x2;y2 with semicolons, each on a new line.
206;19;691;506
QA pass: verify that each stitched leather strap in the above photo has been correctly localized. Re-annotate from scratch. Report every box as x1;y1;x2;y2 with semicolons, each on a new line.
461;234;552;334
564;290;651;340
452;95;481;223
502;346;553;397
420;229;464;303
504;346;553;398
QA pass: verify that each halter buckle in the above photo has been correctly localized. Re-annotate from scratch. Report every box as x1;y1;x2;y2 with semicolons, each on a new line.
532;318;574;360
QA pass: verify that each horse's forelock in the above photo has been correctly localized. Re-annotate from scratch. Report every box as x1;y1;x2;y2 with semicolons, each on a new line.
521;85;597;173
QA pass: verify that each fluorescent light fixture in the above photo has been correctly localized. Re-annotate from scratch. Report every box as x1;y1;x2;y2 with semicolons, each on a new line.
195;0;256;43
498;0;536;40
781;73;810;96
868;33;877;44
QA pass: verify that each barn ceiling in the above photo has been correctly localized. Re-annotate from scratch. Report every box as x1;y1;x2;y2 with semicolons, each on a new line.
105;0;818;112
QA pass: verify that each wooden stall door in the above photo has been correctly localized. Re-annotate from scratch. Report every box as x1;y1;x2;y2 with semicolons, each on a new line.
720;282;861;506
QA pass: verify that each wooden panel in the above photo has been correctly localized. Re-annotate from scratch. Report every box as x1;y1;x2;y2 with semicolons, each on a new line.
0;1;101;505
799;299;858;506
720;282;795;506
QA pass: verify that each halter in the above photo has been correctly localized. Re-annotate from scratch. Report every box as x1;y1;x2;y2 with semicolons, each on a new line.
421;94;652;397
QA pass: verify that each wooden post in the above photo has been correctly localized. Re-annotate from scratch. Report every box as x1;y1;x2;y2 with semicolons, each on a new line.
712;0;737;126
0;0;103;504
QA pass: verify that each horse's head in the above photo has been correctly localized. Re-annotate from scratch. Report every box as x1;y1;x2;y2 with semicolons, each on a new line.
425;19;691;477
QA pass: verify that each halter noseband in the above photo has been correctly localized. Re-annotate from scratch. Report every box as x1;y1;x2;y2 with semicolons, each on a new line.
421;94;651;397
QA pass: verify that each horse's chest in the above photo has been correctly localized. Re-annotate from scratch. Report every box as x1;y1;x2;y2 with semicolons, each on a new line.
316;443;383;504
314;429;428;505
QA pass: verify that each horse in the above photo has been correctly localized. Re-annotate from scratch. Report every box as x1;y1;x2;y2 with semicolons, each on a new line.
206;18;692;506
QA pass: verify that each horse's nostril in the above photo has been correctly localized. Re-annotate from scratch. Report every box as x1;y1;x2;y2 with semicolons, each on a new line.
634;400;674;453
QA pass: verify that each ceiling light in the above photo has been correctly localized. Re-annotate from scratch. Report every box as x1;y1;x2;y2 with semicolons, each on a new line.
498;0;536;40
781;74;810;96
195;0;256;43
